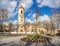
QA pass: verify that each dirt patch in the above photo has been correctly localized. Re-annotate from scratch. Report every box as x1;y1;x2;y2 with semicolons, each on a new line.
21;37;52;43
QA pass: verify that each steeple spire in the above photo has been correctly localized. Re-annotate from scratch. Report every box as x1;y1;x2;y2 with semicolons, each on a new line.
19;3;22;8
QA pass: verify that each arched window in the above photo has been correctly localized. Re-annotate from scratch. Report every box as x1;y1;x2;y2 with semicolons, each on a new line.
21;29;23;32
21;11;23;14
32;29;33;32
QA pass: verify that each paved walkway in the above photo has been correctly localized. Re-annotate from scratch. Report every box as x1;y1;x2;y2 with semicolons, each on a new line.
0;35;60;46
0;36;26;46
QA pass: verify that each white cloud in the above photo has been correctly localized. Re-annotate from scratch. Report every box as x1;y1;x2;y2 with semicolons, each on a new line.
8;1;17;12
7;1;17;18
20;0;33;11
28;13;32;16
0;0;17;19
26;13;36;23
8;11;17;18
10;1;17;8
32;13;36;18
0;0;9;9
37;0;41;3
28;13;50;23
9;20;18;24
25;13;50;23
25;17;34;23
0;0;33;19
12;20;18;24
37;15;50;22
37;0;60;8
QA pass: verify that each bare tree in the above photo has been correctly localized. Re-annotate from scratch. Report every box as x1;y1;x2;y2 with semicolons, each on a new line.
50;17;56;34
1;9;8;32
51;9;60;32
1;9;8;21
9;23;12;34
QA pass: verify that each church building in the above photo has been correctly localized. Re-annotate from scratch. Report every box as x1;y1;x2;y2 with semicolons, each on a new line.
18;4;54;34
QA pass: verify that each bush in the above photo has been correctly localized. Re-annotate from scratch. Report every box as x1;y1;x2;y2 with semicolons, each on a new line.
27;34;43;39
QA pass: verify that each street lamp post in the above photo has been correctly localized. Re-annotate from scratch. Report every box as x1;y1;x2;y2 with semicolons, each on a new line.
35;6;39;34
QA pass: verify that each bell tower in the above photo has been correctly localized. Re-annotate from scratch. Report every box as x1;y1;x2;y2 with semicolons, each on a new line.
18;4;25;32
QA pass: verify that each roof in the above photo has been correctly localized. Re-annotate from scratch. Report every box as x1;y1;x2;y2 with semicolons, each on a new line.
18;4;25;10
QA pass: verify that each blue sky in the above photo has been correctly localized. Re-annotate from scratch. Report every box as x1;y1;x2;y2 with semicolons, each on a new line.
0;0;60;23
